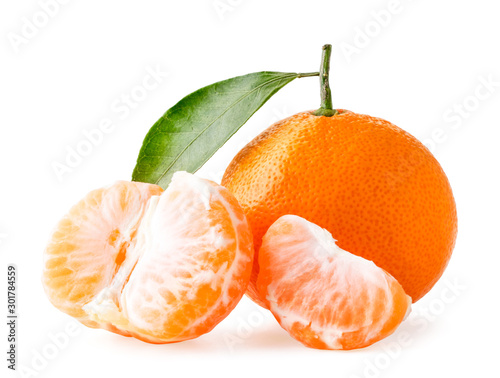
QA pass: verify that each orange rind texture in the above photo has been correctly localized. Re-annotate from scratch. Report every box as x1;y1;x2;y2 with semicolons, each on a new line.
222;110;457;305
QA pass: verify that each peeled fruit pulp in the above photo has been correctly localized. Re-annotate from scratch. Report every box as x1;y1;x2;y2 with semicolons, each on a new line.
42;172;253;343
257;215;411;350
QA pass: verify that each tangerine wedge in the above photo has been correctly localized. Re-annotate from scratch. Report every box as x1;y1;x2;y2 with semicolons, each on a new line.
43;172;253;343
256;215;411;350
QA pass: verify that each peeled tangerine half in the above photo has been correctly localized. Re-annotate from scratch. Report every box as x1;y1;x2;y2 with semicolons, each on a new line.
257;215;412;350
42;172;253;344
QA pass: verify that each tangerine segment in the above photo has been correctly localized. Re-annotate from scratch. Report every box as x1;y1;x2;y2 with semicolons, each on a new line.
42;181;163;326
257;215;411;350
43;172;253;343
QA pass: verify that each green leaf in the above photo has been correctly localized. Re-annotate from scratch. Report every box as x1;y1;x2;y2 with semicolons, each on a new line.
132;71;316;188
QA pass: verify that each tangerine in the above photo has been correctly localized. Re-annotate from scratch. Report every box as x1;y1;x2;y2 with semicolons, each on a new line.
222;110;457;305
257;215;411;350
43;172;253;343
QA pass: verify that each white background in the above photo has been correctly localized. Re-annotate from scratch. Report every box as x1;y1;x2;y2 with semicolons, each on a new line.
1;0;499;377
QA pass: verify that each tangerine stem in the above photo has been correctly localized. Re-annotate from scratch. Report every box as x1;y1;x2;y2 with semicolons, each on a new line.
297;72;320;78
313;44;338;117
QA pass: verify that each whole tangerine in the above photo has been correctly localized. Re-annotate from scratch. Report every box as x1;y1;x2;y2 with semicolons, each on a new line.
222;46;457;305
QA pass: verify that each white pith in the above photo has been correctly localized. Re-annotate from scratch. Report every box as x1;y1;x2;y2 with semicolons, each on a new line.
83;172;251;342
